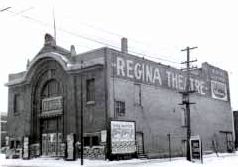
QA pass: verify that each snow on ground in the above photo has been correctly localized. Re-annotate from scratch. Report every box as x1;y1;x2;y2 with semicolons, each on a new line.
0;152;238;167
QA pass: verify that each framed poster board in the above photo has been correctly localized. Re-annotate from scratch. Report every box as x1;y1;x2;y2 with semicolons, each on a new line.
22;137;29;159
110;120;136;154
66;133;76;161
190;135;203;163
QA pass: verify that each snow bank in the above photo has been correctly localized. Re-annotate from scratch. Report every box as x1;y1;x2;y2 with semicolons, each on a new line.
0;152;238;167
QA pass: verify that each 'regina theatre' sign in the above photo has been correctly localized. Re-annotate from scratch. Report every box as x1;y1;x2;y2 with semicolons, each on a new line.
111;52;229;101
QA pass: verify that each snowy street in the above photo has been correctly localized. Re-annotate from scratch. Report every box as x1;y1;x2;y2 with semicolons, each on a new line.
1;152;238;167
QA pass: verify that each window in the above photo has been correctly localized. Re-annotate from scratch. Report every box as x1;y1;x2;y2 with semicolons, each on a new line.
14;94;22;114
115;101;125;117
84;136;100;147
84;137;90;146
134;84;141;105
10;141;14;149
92;136;99;146
41;79;60;98
86;79;95;102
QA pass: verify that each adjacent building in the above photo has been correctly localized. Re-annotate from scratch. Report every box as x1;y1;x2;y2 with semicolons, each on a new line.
6;34;234;159
234;111;238;149
1;112;7;148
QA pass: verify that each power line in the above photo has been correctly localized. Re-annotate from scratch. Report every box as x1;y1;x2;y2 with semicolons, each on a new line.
13;6;34;16
74;22;181;64
0;7;11;12
4;7;180;65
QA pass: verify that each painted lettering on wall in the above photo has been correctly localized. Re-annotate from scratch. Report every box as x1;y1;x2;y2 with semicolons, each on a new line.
114;56;207;96
166;71;206;95
116;57;162;85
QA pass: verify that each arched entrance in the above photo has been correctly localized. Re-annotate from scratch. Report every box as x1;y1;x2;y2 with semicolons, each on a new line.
40;79;63;156
31;59;66;157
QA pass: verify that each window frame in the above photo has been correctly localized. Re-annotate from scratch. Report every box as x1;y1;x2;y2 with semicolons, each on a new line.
115;100;126;117
13;94;21;115
86;78;95;103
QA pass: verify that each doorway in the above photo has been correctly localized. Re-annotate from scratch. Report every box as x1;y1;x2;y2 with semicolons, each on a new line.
41;117;63;156
136;132;145;156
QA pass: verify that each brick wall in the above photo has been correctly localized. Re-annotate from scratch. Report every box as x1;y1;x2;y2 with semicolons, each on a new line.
110;77;233;157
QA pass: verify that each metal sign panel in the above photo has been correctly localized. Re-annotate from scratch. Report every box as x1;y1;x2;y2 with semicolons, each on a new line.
190;135;203;163
211;80;227;101
111;120;136;154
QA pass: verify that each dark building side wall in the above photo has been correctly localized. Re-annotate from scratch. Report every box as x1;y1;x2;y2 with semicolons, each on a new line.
106;48;233;158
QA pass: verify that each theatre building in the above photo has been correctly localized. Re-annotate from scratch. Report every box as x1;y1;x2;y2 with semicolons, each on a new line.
6;34;234;159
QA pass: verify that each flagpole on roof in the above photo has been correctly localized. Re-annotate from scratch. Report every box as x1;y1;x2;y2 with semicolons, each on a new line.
53;7;57;44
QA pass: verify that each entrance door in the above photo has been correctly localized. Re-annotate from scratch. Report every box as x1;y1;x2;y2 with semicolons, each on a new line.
41;117;62;157
136;132;144;155
42;133;62;156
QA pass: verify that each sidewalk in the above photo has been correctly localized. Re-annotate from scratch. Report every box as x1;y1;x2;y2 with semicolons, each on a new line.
1;152;238;167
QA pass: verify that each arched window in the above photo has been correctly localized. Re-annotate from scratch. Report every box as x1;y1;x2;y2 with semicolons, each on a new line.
40;79;63;115
41;79;61;98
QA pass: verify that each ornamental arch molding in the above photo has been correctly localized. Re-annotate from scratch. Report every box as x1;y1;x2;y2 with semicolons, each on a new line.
25;52;69;84
30;57;67;142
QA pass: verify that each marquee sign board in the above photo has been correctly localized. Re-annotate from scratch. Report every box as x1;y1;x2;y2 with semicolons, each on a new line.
110;51;229;101
41;96;63;117
190;135;203;163
110;120;136;154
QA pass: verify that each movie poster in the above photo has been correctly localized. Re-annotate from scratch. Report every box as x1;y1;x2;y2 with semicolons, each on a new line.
111;121;136;154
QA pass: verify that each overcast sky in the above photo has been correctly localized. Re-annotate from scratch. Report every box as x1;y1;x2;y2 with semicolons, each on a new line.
0;0;238;112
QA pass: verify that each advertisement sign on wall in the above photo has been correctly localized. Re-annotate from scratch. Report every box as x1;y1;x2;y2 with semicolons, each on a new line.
190;135;203;163
66;133;75;161
101;130;107;143
41;96;63;116
111;120;136;154
112;53;208;96
22;137;29;159
211;80;228;101
111;52;230;102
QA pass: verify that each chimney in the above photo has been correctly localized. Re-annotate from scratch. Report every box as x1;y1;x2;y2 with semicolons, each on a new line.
70;45;77;56
44;33;56;46
121;37;128;54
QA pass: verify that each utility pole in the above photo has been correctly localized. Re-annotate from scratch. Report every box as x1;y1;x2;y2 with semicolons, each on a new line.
80;60;84;165
167;133;171;161
180;46;197;161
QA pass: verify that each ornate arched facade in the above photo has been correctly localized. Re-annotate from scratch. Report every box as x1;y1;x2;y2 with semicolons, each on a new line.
30;58;66;156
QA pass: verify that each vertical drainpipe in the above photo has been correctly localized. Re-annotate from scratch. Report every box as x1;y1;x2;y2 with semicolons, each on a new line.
74;76;79;142
104;48;109;159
